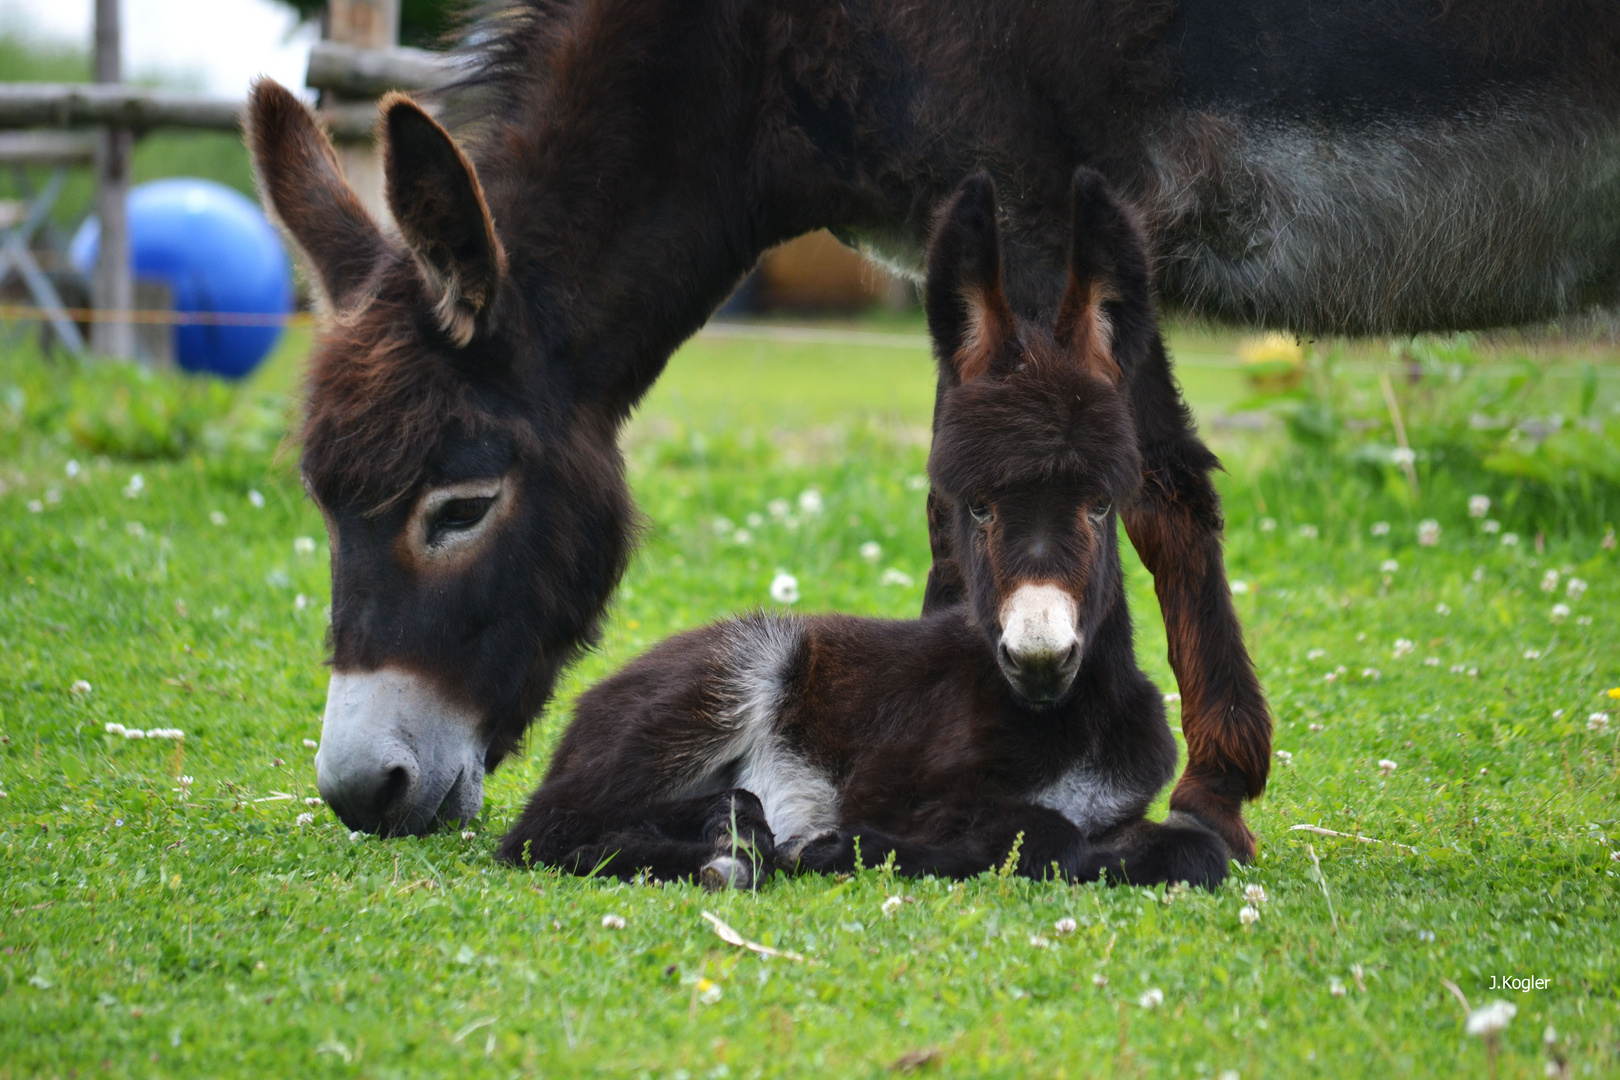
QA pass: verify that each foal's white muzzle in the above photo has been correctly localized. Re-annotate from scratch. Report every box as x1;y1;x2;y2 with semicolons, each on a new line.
997;583;1083;704
314;668;487;836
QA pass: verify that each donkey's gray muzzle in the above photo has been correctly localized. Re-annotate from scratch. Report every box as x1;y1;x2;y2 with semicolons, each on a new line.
315;668;487;836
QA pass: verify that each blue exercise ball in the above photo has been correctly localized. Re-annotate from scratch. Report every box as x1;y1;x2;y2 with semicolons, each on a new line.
71;179;293;379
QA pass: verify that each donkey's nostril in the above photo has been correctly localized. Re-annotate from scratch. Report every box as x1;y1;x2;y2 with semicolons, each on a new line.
998;639;1019;671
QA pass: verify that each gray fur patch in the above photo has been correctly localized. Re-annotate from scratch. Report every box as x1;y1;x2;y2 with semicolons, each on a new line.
1031;765;1155;837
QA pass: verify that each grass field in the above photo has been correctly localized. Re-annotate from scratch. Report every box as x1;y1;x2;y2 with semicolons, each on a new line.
2;323;1618;1078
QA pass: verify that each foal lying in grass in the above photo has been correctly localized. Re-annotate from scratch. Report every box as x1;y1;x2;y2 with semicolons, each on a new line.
499;171;1228;890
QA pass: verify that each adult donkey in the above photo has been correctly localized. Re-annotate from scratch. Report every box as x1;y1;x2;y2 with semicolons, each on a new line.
246;0;1620;857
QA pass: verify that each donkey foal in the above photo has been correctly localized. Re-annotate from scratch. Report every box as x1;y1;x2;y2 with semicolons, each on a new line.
499;171;1227;890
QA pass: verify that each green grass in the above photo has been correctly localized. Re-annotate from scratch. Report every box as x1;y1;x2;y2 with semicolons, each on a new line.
2;327;1618;1078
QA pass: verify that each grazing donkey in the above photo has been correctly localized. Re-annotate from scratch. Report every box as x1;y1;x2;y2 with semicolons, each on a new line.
496;172;1227;890
247;1;1620;855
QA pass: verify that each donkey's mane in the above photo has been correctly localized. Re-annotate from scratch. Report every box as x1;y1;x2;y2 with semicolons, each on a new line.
929;350;1142;503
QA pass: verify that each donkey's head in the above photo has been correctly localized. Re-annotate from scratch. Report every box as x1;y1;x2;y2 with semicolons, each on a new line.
247;82;634;835
926;170;1151;707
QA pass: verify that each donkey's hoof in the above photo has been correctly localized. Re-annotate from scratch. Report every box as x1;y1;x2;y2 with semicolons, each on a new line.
699;855;754;891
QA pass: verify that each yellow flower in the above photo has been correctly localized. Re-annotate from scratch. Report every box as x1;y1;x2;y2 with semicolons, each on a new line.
1607;687;1620;699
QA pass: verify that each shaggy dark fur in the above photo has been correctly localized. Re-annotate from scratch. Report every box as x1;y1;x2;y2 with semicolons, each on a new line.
497;172;1228;891
247;1;1620;850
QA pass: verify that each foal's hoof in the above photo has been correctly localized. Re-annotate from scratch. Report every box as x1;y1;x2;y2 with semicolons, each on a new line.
699;855;755;891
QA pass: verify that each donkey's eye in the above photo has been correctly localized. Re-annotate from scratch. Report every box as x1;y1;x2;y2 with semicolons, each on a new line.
969;504;994;525
432;497;495;534
1088;502;1114;523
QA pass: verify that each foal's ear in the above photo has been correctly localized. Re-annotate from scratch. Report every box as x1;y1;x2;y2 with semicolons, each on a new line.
382;95;508;348
1053;168;1150;384
926;173;1018;386
246;78;389;311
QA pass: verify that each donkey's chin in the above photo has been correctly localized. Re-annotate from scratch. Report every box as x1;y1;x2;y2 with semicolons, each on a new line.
998;662;1082;709
315;667;489;837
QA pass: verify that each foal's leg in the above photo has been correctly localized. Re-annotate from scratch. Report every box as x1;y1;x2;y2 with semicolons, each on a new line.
495;789;776;888
796;805;1120;883
1095;813;1230;890
1116;333;1272;862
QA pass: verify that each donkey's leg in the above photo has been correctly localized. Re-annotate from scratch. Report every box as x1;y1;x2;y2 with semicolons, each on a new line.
1095;814;1230;890
496;789;775;888
796;805;1117;883
1119;332;1272;863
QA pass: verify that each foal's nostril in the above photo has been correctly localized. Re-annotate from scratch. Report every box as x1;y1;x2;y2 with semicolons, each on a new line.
998;639;1018;671
1063;642;1079;668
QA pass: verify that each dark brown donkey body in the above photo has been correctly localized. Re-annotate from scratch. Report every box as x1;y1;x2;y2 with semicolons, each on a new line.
244;0;1620;856
498;172;1226;889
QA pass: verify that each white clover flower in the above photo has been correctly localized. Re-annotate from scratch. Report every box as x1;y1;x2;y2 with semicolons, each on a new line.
1329;977;1346;997
248;490;265;509
1220;1072;1240;1080
1378;759;1398;776
1423;657;1440;667
601;913;626;929
1468;495;1491;518
1524;649;1542;660
295;594;310;611
1381;559;1400;574
70;680;92;695
1566;578;1587;601
1502;532;1519;546
303;738;318;750
731;528;753;545
1243;884;1268;905
44;488;60;505
767;498;791;520
1298;524;1319;539
881;895;904;916
1436;602;1451;615
769;572;800;604
1028;935;1051;949
1362;668;1382;680
711;516;734;535
1138;988;1164;1009
697;979;722;1005
1163;692;1181;704
349;830;364;842
797;489;823;515
1259;517;1276;532
1391;447;1416;467
1239;904;1260;926
296;812;314;826
122;473;144;499
859;541;882;563
1393;638;1414;658
1309;721;1325;732
1589;713;1611;733
461;830;477;841
1054;917;1078;934
1541;569;1560;593
879;568;914;587
1324;671;1338;683
1551;603;1570;623
1092;972;1109;987
1230;580;1250;594
65;459;81;478
177;775;193;788
209;510;227;526
1275;750;1293;764
293;536;316;555
1371;521;1391;536
125;521;145;538
26;499;43;513
1482;519;1501;534
1417;519;1441;546
304;796;322;807
1466;1001;1517;1037
1307;648;1325;660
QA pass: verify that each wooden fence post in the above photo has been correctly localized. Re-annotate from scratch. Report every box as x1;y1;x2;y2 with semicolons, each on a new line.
91;0;134;360
324;0;399;225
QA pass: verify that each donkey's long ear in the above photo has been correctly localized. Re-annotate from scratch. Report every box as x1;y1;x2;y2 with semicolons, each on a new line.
1053;168;1151;384
247;78;389;310
382;95;507;348
926;173;1017;386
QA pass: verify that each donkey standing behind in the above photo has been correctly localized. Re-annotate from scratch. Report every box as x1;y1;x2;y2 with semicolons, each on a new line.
498;172;1227;890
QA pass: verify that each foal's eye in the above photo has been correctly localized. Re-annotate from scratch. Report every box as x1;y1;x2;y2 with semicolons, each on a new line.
1088;502;1114;523
432;497;495;534
969;504;994;526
